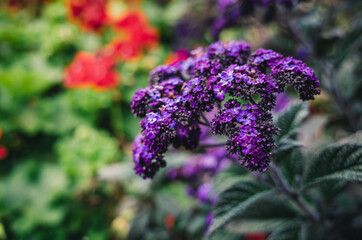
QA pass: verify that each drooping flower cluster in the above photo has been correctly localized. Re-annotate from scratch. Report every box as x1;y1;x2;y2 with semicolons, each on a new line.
212;0;302;39
64;51;120;90
131;41;320;179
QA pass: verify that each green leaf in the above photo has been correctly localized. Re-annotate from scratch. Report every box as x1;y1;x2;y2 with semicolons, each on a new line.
299;222;326;240
273;139;303;155
267;221;302;240
278;149;304;187
274;102;309;141
209;230;240;240
209;180;274;235
213;164;250;194
225;198;298;234
127;208;151;240
303;143;362;186
56;125;121;186
0;162;68;235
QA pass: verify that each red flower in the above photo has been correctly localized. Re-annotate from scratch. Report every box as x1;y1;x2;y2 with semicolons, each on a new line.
165;49;189;66
244;232;268;240
66;0;108;32
109;10;158;61
64;51;120;90
163;213;175;229
0;146;8;160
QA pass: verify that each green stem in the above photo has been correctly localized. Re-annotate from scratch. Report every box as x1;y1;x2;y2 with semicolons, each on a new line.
269;162;322;223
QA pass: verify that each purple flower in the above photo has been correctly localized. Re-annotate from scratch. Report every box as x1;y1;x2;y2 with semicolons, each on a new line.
196;183;213;203
236;110;257;124
132;134;166;179
131;40;319;177
274;93;292;113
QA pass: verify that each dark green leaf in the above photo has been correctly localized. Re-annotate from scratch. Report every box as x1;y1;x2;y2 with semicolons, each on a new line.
267;221;301;240
209;180;274;235
127;207;151;240
273;139;303;155
303;143;362;186
209;230;240;240
278;149;304;187
225;198;298;234
274;102;309;141
213;164;250;194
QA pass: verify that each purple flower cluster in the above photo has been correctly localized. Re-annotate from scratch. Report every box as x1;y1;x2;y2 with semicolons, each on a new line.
132;134;166;179
131;41;320;179
212;0;302;39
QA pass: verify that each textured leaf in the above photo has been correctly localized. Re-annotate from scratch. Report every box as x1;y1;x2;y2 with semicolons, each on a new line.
213;164;250;194
228;219;289;234
225;198;298;234
274;102;308;141
267;221;301;240
273;139;303;155
209;230;240;240
209;180;274;235
278;149;304;187
127;208;151;240
303;143;362;186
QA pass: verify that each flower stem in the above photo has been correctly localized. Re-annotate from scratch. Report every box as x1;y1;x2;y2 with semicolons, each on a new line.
201;112;211;126
268;162;322;223
198;121;211;127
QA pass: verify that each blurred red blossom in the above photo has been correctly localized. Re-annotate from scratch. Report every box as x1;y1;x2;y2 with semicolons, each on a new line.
165;49;189;65
0;146;8;160
0;129;7;160
64;51;120;90
108;10;159;61
66;0;108;32
244;232;268;240
163;213;175;229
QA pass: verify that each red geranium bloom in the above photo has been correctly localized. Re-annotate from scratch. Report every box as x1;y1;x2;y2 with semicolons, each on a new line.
64;51;120;90
165;49;190;66
108;38;142;61
109;10;158;61
66;0;108;32
0;129;7;160
244;232;268;240
0;146;8;160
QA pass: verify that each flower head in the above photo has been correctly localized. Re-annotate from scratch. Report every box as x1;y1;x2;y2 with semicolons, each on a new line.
131;40;319;177
64;51;120;90
66;0;108;32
